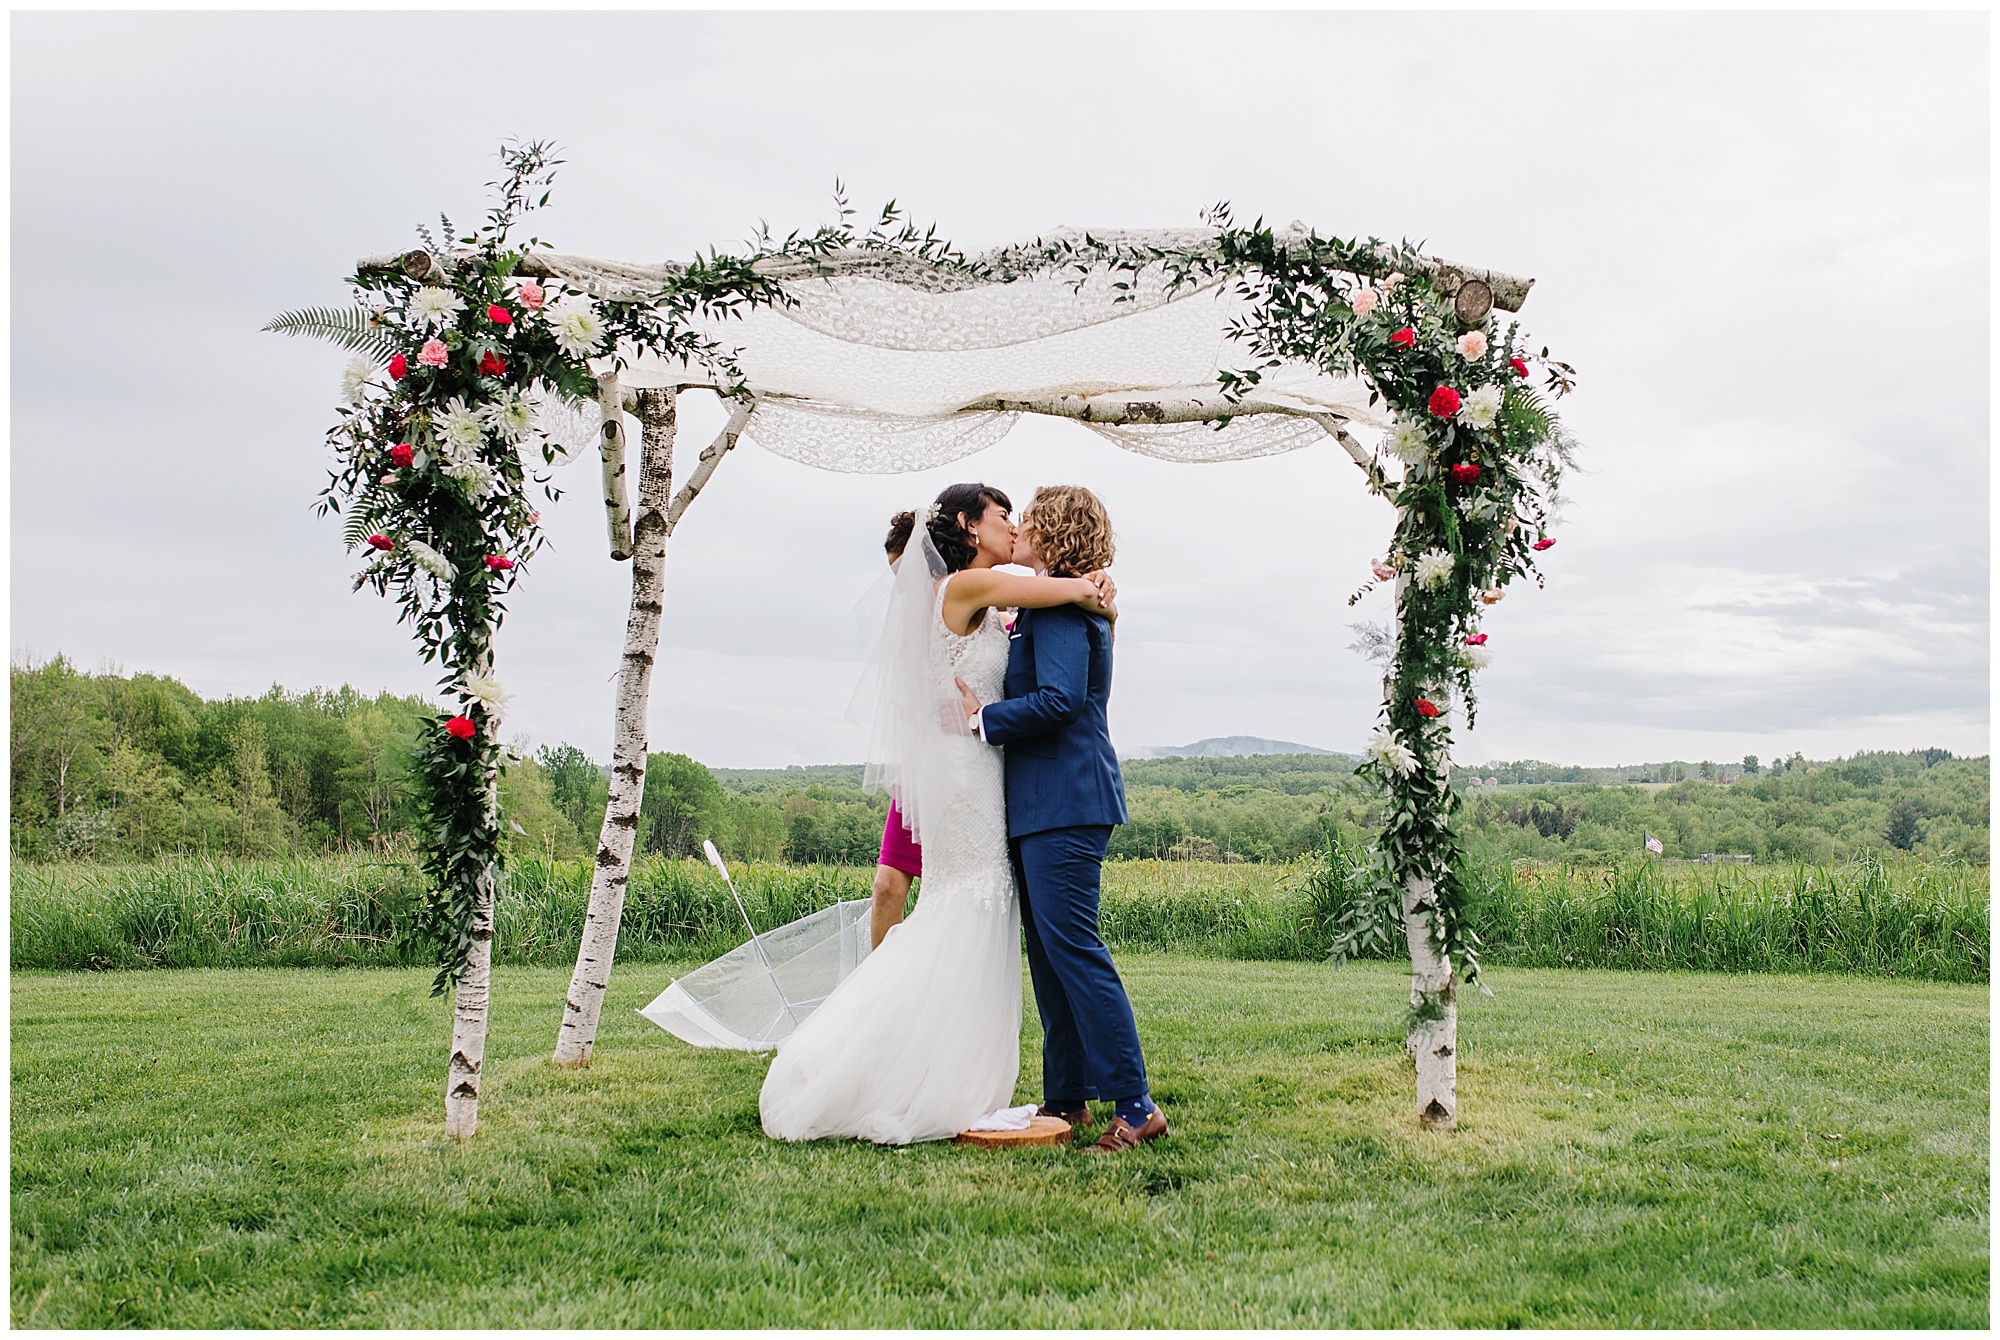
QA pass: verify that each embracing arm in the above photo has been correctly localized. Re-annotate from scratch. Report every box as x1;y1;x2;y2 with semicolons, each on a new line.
941;568;1110;635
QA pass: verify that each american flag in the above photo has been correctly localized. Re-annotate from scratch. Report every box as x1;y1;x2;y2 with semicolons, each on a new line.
1644;833;1665;855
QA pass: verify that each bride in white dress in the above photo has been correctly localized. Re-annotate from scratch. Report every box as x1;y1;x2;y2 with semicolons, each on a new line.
759;484;1114;1144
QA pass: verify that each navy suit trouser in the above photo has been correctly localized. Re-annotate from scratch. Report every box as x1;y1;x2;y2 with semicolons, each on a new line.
1011;825;1149;1104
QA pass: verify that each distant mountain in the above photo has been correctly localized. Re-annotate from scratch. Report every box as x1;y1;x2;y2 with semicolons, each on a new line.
1120;736;1343;760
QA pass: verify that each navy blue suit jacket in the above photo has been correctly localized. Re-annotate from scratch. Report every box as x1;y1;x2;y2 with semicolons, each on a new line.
980;603;1128;838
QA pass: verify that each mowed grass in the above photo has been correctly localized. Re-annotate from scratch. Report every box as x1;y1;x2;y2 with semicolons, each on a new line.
10;958;1988;1328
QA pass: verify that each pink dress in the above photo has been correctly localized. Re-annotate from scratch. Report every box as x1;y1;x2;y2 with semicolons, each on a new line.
877;795;923;876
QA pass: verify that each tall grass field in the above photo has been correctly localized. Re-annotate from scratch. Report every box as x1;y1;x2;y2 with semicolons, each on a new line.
9;851;1987;981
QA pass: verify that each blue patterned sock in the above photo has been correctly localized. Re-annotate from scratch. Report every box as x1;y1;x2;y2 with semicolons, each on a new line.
1114;1094;1155;1127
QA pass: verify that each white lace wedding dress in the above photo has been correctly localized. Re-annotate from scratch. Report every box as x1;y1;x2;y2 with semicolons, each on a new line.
759;579;1022;1144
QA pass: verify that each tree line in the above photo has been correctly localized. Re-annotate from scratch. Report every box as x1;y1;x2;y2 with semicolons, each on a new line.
13;657;1985;866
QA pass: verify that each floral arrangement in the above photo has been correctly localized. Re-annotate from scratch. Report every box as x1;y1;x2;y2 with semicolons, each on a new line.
267;142;776;992
1184;218;1580;993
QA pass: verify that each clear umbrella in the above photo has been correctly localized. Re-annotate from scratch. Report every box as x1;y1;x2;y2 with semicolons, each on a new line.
637;840;875;1051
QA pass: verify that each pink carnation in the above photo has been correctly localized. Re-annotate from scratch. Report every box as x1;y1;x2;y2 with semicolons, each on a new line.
517;282;546;312
1456;330;1488;359
1351;288;1379;317
417;338;449;368
1371;559;1397;582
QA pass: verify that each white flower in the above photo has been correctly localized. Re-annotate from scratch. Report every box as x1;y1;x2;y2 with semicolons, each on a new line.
408;286;466;330
1455;492;1500;522
1459;644;1494;671
461;673;513;722
545;294;606;359
446;456;496;500
1461;385;1504;430
340;357;373;406
480;391;535;444
437;397;486;451
1388;420;1430;466
1366;727;1418;777
1413;547;1455;590
1456;330;1489;359
403;539;455;582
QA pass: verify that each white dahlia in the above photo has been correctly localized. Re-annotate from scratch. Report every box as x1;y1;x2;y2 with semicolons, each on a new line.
461;672;513;722
340;357;373;406
408;286;466;330
1461;384;1504;430
1389;420;1430;466
1413;547;1455;590
545;294;607;359
403;539;455;582
1366;727;1418;777
437;397;486;452
480;391;535;444
446;456;496;500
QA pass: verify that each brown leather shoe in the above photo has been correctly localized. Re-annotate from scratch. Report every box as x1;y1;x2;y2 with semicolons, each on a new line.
1083;1106;1167;1153
1037;1102;1096;1129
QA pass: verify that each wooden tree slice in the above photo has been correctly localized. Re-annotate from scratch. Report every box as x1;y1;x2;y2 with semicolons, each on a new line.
954;1115;1073;1148
1453;279;1494;324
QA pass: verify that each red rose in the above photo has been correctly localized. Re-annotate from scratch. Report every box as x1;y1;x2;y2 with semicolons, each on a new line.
366;534;394;552
388;353;409;381
484;555;515;572
1428;386;1462;418
1465;633;1488;646
1532;537;1556;551
390;443;414;467
444;715;477;740
1389;327;1416;349
1509;357;1530;378
1414;698;1442;718
1449;462;1482;484
487;304;512;326
479;350;506;377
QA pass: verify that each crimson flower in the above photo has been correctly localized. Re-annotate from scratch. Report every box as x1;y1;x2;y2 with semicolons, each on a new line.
1509;357;1530;378
388;353;409;381
444;715;477;740
390;443;414;467
1414;699;1442;718
366;534;394;552
1389;327;1416;349
479;350;506;377
484;555;515;572
487;304;513;326
1428;386;1462;418
1465;633;1488;646
1449;462;1481;484
1532;537;1557;551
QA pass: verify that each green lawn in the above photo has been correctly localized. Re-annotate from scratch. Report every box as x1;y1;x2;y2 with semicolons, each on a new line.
10;957;1989;1327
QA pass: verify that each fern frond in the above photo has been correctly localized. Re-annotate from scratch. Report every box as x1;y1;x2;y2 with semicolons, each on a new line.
262;305;401;360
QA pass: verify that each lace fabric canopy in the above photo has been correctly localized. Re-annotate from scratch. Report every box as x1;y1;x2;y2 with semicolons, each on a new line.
594;247;1396;474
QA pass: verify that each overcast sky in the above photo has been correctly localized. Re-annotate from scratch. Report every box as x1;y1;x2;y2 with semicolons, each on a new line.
10;9;1989;769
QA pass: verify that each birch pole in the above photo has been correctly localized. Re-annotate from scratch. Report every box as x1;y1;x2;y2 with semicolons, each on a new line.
1388;572;1458;1129
444;656;503;1138
552;387;677;1066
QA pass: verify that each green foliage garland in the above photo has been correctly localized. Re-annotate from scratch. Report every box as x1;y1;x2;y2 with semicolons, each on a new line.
269;142;782;993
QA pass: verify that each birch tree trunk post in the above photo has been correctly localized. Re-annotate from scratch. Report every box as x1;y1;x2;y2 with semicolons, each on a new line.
1403;870;1458;1129
598;372;636;561
444;657;503;1138
552;387;677;1067
1387;572;1458;1129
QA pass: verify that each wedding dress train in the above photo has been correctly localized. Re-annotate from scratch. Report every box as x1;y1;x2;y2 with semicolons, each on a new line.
758;577;1022;1144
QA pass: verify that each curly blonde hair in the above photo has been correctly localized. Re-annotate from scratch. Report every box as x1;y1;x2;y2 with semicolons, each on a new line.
1022;485;1115;577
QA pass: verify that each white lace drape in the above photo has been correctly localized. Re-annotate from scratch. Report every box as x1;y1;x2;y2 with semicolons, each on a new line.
572;252;1391;475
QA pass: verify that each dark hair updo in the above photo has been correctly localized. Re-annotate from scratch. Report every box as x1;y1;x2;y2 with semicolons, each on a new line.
924;482;1012;573
884;511;916;562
